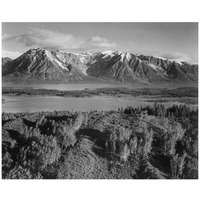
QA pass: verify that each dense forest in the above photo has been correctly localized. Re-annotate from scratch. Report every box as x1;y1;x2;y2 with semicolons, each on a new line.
2;104;198;179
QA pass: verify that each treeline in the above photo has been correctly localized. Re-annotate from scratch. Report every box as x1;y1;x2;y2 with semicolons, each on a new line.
123;103;198;119
2;104;198;179
2;86;198;98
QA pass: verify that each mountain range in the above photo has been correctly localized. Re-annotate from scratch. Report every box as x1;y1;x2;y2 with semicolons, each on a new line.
2;48;198;84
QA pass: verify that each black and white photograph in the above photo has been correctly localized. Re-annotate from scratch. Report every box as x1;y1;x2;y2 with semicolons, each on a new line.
2;22;198;179
0;1;200;200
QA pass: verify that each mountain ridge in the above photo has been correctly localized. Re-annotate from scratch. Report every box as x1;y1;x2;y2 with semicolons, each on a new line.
2;48;198;84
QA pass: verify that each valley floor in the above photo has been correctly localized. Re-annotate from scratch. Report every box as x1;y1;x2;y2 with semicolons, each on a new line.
2;85;198;114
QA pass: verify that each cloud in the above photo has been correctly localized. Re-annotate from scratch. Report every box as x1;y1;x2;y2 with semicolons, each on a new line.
2;50;21;59
2;33;10;40
91;36;107;43
159;52;197;64
90;36;116;48
3;28;116;51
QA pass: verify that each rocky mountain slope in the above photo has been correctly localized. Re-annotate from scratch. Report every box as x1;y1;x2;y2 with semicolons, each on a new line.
87;51;198;83
2;48;92;82
2;48;198;84
2;57;13;75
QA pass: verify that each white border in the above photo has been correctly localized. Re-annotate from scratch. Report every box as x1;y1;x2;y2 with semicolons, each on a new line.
0;1;199;200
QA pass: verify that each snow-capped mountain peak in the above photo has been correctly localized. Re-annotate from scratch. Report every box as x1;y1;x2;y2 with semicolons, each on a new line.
2;48;198;83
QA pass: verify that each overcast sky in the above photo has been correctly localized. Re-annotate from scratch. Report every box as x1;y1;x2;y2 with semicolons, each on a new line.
2;22;198;63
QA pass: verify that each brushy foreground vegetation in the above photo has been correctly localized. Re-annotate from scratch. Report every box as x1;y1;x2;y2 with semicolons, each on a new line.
2;104;198;179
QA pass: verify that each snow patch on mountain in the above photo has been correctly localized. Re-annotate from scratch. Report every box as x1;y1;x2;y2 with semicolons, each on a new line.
102;50;115;55
153;56;168;60
174;61;183;65
53;58;68;70
125;53;132;61
148;63;162;71
55;52;66;63
120;53;125;61
101;50;115;58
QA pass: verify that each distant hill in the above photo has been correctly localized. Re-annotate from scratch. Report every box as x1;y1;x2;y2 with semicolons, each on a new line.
2;48;198;84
